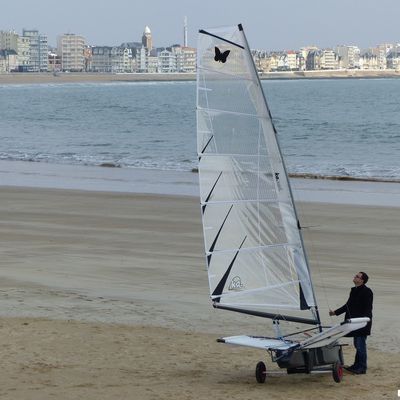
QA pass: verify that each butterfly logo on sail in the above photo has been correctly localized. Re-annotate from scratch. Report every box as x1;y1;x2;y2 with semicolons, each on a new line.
214;47;230;63
229;276;244;291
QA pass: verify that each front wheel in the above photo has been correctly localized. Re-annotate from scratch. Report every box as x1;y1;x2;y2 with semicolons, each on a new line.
332;361;343;383
255;361;266;383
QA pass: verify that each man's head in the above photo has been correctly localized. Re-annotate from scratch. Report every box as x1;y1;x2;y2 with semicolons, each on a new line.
353;271;369;286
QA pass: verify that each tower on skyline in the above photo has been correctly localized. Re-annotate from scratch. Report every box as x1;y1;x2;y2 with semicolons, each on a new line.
142;26;152;50
183;16;188;47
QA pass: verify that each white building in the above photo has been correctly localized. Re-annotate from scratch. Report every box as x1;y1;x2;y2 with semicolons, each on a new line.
158;49;176;72
373;44;393;69
57;34;86;72
0;30;19;51
136;47;148;72
175;46;196;72
17;36;30;71
320;49;339;69
336;45;360;69
90;46;133;73
358;52;379;70
23;29;48;72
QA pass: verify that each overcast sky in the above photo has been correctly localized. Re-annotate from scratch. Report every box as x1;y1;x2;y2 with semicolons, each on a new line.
1;0;399;50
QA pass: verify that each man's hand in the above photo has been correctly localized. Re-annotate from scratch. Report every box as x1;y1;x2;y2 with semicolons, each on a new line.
329;310;336;316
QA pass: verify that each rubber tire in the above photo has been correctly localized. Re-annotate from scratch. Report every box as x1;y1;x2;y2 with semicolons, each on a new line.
255;361;266;383
332;361;343;383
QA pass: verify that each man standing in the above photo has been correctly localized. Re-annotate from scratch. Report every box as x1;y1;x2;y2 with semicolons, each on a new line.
329;272;373;374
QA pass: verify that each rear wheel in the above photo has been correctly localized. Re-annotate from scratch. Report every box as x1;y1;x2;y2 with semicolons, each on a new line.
332;361;343;383
255;361;266;383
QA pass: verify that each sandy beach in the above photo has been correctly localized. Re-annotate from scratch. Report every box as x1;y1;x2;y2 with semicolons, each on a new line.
0;185;399;399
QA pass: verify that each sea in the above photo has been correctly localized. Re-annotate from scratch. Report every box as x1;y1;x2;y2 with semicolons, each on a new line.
0;78;400;181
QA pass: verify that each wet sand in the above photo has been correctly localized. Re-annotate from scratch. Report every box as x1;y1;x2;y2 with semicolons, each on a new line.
0;186;399;399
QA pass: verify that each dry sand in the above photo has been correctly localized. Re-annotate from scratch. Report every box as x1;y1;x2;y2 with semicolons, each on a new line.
0;186;399;399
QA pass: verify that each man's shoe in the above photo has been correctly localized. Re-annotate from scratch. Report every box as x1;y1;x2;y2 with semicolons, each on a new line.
345;367;366;374
352;369;366;375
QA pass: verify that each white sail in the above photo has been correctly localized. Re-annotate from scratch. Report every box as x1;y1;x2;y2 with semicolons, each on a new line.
197;25;319;325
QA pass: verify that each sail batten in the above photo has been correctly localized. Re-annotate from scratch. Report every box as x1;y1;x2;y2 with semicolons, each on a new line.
206;242;302;256
197;24;319;325
197;106;260;118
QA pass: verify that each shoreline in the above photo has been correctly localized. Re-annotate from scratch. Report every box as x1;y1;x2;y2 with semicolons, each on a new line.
1;69;400;85
1;159;400;207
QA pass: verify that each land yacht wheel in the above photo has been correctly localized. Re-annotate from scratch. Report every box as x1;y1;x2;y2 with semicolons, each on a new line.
255;361;266;383
332;361;343;383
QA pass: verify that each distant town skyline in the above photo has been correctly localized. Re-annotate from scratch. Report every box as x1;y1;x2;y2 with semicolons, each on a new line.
1;0;400;50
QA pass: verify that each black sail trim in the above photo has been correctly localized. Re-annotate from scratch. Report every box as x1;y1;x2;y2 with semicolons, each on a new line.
198;134;214;161
299;284;309;310
213;304;319;325
199;29;245;49
212;235;247;302
202;171;223;214
206;204;233;265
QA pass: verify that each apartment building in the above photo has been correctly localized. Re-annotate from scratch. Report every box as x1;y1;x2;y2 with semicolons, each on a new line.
0;49;18;72
175;46;196;72
0;30;19;51
320;49;339;69
386;48;400;69
372;44;393;69
158;49;176;72
336;45;360;69
23;29;48;72
0;30;19;72
17;36;30;71
57;34;86;72
91;46;133;73
359;52;379;69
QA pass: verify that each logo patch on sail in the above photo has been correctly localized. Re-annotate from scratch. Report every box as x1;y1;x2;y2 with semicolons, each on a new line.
214;47;230;63
228;276;244;291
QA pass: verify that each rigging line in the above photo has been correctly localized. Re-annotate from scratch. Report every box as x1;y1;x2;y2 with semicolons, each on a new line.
198;29;245;49
292;181;332;316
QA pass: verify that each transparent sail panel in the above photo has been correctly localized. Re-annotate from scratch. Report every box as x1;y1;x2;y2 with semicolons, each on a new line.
197;25;317;322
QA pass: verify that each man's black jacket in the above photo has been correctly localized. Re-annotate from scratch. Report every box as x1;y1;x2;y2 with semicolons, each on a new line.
334;284;373;337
